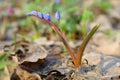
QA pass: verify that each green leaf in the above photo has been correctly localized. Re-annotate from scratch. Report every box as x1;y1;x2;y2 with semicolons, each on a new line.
0;62;7;69
80;9;93;36
80;24;100;52
104;29;118;39
60;19;67;32
77;24;100;64
0;61;13;69
81;22;86;36
67;20;77;32
0;71;7;75
0;53;9;61
92;0;112;11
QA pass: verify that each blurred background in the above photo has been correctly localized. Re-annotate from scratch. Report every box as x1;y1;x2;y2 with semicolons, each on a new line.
0;0;120;79
0;0;120;41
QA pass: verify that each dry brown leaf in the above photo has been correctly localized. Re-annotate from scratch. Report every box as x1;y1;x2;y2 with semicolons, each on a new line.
11;68;42;80
3;40;48;63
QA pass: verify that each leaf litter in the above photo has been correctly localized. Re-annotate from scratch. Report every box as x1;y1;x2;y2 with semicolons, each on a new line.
1;0;120;80
2;40;68;80
1;38;120;80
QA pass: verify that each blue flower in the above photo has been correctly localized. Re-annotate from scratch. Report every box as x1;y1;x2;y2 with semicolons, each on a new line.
55;11;60;20
27;11;51;21
43;13;51;21
38;12;44;19
26;10;38;16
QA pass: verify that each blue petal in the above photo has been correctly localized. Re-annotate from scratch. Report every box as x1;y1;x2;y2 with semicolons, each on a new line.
26;10;38;16
43;13;51;21
55;11;60;20
38;12;43;18
27;11;52;21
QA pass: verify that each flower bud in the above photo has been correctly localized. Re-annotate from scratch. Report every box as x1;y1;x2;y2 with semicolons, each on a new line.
55;11;60;20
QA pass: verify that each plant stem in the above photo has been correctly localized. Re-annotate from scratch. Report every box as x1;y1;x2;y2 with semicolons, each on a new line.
32;20;39;39
43;19;79;67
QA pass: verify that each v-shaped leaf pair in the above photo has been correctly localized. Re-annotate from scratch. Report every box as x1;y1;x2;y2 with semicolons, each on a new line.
43;19;100;68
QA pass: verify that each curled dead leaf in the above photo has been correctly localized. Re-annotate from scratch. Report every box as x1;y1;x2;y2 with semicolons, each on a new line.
3;40;48;63
20;52;47;63
11;68;42;80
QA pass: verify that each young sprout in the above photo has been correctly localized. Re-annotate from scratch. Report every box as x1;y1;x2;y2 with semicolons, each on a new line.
27;11;100;68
